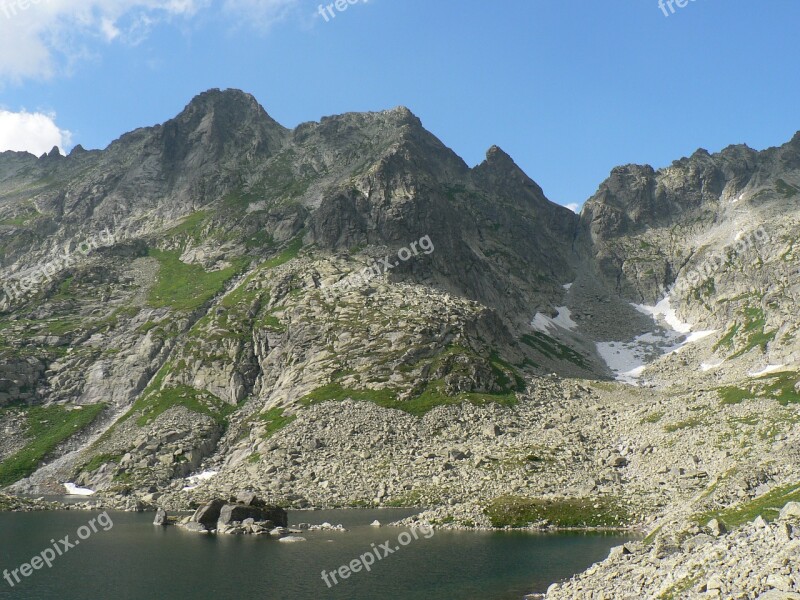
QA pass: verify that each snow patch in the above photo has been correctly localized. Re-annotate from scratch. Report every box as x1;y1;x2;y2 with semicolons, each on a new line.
532;306;577;333
701;359;725;372
634;296;692;334
182;470;218;491
748;364;786;377
598;295;716;385
64;483;95;496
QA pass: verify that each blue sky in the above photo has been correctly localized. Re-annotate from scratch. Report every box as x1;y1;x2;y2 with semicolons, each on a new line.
0;0;799;210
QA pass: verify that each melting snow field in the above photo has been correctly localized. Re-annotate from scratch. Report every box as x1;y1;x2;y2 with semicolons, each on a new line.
64;483;95;496
183;470;218;491
748;364;786;377
598;296;716;385
532;306;578;333
701;359;726;372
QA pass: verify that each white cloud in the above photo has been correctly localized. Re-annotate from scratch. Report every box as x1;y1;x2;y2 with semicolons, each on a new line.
0;110;72;155
0;1;312;83
565;203;580;213
0;1;206;83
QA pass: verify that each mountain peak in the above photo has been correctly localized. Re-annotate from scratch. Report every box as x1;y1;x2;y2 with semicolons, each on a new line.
156;88;287;164
178;88;283;129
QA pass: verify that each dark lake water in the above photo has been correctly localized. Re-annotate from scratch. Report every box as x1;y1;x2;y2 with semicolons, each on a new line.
0;509;629;599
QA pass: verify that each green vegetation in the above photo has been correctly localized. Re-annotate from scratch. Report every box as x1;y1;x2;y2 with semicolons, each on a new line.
0;404;106;487
258;407;297;437
713;323;740;351
0;206;39;227
165;211;209;242
76;452;123;476
130;385;235;427
718;385;751;405
664;416;704;432
261;234;304;270
484;495;630;528
642;411;664;424
147;248;246;311
656;566;706;600
693;481;800;528
713;305;776;357
298;381;518;418
717;371;800;406
734;307;776;357
520;332;589;369
776;178;800;199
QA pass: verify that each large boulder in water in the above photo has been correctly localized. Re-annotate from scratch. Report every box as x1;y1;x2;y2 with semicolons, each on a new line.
191;498;226;529
218;503;288;528
153;508;168;526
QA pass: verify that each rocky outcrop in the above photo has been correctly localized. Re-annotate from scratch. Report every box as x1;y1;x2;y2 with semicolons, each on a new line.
182;496;287;534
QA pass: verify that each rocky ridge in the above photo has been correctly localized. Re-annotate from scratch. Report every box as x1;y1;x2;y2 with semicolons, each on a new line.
2;89;800;596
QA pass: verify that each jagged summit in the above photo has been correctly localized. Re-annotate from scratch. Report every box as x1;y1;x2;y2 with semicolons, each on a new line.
176;88;285;130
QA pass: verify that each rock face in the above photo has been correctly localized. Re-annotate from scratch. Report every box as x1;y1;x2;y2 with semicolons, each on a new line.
190;498;226;529
217;503;287;528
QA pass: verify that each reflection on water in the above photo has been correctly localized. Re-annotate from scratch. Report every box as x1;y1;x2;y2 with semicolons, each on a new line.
0;509;630;600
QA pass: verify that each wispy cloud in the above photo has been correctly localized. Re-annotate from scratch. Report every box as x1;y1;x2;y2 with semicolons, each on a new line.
0;110;72;155
0;0;301;84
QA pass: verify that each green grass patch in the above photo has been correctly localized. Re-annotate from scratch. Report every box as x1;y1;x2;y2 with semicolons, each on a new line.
76;452;123;476
776;179;800;199
298;381;517;418
484;495;630;528
166;211;209;241
718;371;800;406
0;404;106;487
693;481;800;529
664;416;703;432
131;385;235;427
147;249;246;311
258;407;297;438
719;385;751;405
714;323;740;351
261;234;304;270
642;411;664;424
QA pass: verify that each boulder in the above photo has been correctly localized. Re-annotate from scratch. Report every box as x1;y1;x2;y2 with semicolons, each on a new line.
779;501;800;520
153;508;168;526
608;455;628;468
218;503;288;528
706;518;726;536
482;423;501;438
191;498;226;529
183;522;209;533
234;491;266;507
